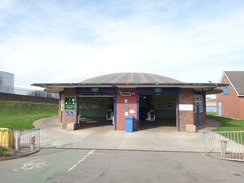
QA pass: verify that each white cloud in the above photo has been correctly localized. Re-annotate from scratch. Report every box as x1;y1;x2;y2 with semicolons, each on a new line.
0;0;244;87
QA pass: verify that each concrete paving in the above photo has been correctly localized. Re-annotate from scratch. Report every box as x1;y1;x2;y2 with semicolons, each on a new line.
34;117;221;152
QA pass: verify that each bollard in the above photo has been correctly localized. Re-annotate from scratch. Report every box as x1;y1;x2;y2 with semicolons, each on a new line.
14;131;21;151
30;136;36;151
221;140;227;158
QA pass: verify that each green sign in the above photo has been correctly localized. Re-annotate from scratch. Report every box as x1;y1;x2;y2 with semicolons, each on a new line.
64;97;75;110
92;88;99;92
154;88;162;93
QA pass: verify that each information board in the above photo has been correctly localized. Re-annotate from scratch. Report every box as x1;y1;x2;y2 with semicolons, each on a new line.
64;97;75;110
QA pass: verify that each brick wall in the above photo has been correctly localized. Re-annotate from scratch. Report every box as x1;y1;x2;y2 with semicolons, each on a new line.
0;92;58;104
216;74;242;119
115;89;137;131
178;88;194;131
59;87;210;131
202;94;207;124
60;88;77;129
239;97;244;119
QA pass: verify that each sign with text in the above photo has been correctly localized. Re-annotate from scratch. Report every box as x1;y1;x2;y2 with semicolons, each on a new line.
66;111;73;115
179;104;193;111
64;97;75;110
91;88;99;92
154;88;162;93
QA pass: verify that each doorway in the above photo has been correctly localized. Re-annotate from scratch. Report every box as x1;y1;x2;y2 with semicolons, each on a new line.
138;94;177;130
218;102;222;116
78;95;115;129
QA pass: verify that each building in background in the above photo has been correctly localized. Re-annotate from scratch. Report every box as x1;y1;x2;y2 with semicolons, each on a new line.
0;71;58;99
217;71;244;119
206;99;217;112
0;71;14;94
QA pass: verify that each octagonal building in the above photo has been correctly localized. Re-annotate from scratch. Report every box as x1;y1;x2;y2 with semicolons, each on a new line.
33;72;227;132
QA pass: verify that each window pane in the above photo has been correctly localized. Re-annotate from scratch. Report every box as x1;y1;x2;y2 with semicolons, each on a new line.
223;86;229;95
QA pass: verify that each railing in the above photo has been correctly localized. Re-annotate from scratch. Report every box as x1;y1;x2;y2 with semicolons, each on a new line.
203;131;244;161
0;129;40;160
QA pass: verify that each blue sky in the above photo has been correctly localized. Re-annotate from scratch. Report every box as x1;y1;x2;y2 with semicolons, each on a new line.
1;0;244;87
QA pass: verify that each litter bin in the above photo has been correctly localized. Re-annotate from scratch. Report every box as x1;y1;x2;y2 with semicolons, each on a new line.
0;128;14;148
125;116;133;132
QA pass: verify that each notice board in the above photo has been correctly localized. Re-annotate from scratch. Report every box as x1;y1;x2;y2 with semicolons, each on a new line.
64;97;75;110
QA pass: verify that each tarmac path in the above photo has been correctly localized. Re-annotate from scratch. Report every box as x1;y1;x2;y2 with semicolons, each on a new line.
1;148;244;183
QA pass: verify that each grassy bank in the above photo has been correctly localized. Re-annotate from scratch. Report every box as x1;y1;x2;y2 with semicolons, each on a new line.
207;113;244;131
0;100;58;130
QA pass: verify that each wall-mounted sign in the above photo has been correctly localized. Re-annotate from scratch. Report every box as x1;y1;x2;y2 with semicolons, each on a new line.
66;111;73;115
154;88;162;93
92;88;99;92
123;105;130;111
65;97;75;110
179;104;193;111
122;92;131;96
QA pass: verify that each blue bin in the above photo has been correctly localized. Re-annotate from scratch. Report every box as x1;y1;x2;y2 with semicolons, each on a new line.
125;116;133;132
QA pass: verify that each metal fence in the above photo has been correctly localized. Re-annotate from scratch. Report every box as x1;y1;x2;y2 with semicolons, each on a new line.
203;131;244;161
0;85;59;99
0;129;40;160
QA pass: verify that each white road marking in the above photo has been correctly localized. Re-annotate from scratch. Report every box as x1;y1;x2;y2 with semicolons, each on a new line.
13;159;50;172
67;150;95;172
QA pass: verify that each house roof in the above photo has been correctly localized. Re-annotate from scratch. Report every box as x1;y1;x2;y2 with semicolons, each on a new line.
223;71;244;96
32;72;228;94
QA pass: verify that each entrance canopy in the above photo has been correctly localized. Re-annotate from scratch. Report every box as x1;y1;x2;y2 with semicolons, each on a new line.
32;72;227;94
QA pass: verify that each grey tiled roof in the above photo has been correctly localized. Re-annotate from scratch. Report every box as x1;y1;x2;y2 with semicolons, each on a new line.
80;73;182;84
224;71;244;96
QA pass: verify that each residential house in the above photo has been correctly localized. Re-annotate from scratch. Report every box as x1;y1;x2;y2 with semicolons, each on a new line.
216;71;244;119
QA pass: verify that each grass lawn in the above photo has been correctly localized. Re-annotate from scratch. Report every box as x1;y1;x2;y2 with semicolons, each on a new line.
207;112;244;131
0;100;58;130
207;113;244;145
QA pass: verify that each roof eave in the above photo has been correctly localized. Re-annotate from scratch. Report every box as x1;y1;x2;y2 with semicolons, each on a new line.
32;82;228;94
32;82;228;87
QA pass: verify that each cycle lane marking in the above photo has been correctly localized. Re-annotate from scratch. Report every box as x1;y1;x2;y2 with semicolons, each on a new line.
13;159;51;172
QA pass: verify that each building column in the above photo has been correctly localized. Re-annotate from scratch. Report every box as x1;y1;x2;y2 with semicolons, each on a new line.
202;94;207;124
115;89;137;131
178;88;194;131
61;88;77;129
